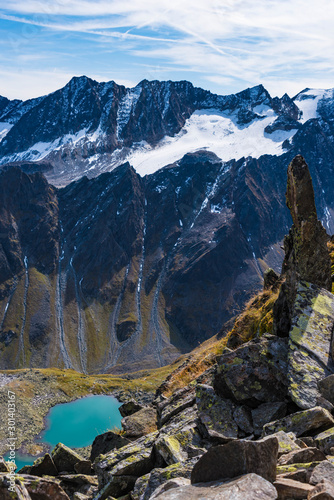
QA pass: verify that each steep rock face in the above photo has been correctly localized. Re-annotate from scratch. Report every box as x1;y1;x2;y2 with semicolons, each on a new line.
0;151;289;373
273;155;331;337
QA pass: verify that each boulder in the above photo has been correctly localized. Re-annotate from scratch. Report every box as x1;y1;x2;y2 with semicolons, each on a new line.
94;431;158;488
308;479;334;499
310;461;334;485
273;155;332;337
262;407;334;437
278;447;326;466
315;428;334;454
153;473;278;499
319;376;334;406
154;423;204;465
252;402;287;437
277;462;321;483
196;384;238;441
119;400;143;417
263;431;301;457
191;436;278;484
273;477;314;499
150;478;191;499
132;458;199;500
90;431;131;462
121;406;157;438
92;475;137;499
74;460;93;475
156;386;196;427
213;334;289;406
233;405;253;434
51;442;84;473
0;474;70;499
30;453;58;476
58;474;98;498
287;282;334;409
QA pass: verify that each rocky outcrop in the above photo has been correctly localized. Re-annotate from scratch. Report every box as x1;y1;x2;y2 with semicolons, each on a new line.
287;281;334;409
273;155;332;337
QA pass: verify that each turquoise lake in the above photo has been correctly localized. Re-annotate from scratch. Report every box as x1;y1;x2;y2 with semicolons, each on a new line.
5;395;122;471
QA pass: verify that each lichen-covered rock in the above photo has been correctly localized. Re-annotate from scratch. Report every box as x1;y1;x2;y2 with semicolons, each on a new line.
131;458;199;500
252;402;287;437
276;461;321;483
263;431;301;456
213;334;289;406
287;281;334;409
90;431;131;462
277;447;326;466
119;400;143;417
318;375;334;405
92;474;137;499
58;473;98;498
156;386;196;428
262;407;334;437
191;436;278;484
74;460;93;475
121;406;157;438
154;425;203;465
0;473;70;499
154;435;187;465
273;155;332;337
51;442;84;473
30;452;58;476
150;478;191;499
153;473;278;500
196;384;238;441
94;431;158;488
315;427;334;454
233;405;253;434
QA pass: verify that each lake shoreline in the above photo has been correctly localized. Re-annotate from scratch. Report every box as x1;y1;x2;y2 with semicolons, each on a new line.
0;368;158;459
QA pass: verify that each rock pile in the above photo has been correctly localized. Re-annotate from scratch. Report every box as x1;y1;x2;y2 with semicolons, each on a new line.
2;154;334;499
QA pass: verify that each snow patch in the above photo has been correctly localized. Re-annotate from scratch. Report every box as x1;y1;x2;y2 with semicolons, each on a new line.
294;89;326;123
0;122;13;142
124;108;298;177
117;87;142;140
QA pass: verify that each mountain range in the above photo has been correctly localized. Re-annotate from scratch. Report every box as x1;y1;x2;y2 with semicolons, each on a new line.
0;77;334;373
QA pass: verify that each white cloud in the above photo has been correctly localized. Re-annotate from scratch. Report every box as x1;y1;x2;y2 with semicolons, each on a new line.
0;0;334;98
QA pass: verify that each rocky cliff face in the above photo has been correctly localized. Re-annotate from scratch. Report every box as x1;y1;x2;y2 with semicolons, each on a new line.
0;150;289;373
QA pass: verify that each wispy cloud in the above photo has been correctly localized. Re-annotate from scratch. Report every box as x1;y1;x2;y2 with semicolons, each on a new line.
0;0;334;99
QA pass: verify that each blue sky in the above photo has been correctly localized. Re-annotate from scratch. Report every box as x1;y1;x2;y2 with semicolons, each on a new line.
0;0;334;100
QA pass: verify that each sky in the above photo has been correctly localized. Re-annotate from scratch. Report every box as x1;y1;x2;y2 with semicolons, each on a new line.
0;0;334;101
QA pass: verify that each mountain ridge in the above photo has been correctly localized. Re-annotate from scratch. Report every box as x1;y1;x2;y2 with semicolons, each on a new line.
0;76;317;185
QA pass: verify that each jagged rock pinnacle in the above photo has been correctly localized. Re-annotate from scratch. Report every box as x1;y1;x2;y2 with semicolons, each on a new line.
286;154;317;227
273;155;332;336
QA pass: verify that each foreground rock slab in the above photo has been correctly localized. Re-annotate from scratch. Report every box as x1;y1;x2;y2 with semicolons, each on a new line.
121;406;157;438
288;282;334;409
191;436;278;484
52;443;84;473
308;479;334;499
153;473;278;499
214;335;288;406
274;477;314;499
90;431;131;462
262;407;334;437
